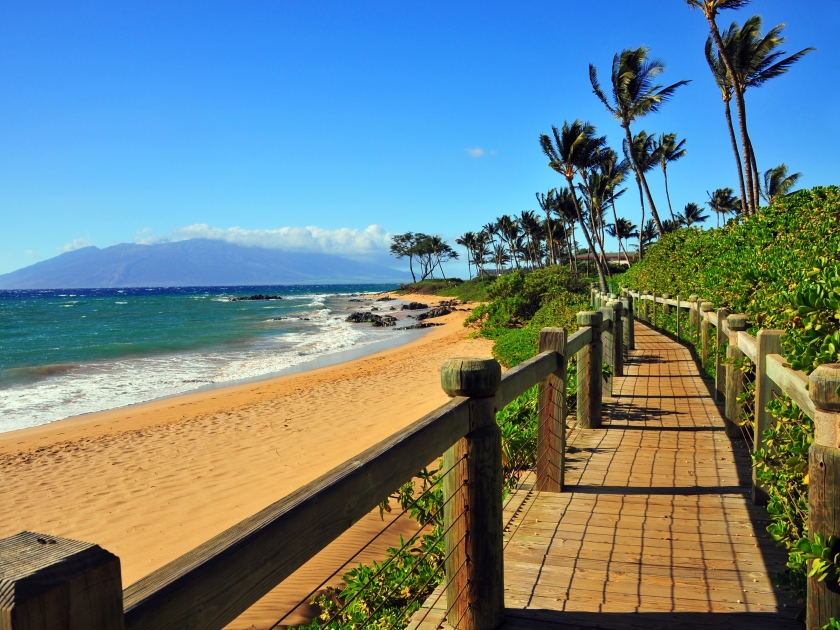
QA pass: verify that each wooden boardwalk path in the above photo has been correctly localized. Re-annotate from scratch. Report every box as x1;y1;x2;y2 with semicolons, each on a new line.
411;322;802;629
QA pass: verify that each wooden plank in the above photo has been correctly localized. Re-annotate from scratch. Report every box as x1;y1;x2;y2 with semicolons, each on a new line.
737;332;758;363
123;396;471;630
706;311;718;327
766;354;817;419
496;350;559;409
566;328;592;358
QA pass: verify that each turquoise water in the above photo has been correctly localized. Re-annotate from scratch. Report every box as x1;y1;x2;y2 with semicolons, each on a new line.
0;284;414;432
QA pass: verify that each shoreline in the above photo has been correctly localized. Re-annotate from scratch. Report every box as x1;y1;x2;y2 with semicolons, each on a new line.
0;294;490;628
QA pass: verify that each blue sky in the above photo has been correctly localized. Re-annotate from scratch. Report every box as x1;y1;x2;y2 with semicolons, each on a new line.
1;1;836;277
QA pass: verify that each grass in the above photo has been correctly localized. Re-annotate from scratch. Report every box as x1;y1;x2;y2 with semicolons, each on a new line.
396;277;493;302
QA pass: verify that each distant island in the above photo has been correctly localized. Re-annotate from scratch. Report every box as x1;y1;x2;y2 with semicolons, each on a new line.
0;239;409;289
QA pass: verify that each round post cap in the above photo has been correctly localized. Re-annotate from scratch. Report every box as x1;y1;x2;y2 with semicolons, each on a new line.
577;310;603;327
810;364;840;411
700;301;715;312
727;313;749;331
662;293;670;299
440;357;501;398
689;294;699;302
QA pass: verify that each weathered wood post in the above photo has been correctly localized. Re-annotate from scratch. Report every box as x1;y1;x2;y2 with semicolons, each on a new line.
598;305;613;396
576;311;603;429
700;302;714;369
537;328;566;492
715;307;732;402
608;300;623;377
807;364;840;630
753;329;784;505
662;293;671;317
623;294;634;351
688;294;698;328
676;295;682;340
441;357;504;630
643;292;650;323
652;292;658;328
724;314;747;440
0;531;124;630
694;296;703;345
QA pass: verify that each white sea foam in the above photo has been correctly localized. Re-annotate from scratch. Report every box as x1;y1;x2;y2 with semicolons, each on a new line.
0;308;412;433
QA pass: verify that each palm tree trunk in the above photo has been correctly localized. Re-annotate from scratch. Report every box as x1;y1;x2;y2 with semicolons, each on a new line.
635;175;646;260
566;177;607;291
721;96;748;213
748;134;760;209
705;14;755;215
623;124;664;235
663;165;676;220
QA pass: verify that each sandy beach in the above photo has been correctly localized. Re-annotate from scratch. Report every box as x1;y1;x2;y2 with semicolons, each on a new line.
0;294;492;628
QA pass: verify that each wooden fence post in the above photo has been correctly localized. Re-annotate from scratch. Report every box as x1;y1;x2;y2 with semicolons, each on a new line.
625;293;634;350
688;294;698;328
700;302;714;369
577;311;603;429
537;328;566;492
724;314;747;440
753;329;784;506
0;531;124;630
691;296;701;343
441;357;504;630
652;292;658;328
715;308;732;402
643;292;650;323
662;294;671;317
609;300;623;377
676;295;682;340
807;365;840;630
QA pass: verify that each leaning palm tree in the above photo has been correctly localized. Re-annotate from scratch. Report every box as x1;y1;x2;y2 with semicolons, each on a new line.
678;202;710;226
552;186;580;271
539;120;609;290
707;187;740;227
606;218;638;266
761;164;801;205
589;47;690;236
652;133;687;221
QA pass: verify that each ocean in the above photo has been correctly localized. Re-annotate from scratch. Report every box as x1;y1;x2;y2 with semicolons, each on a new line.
0;284;424;433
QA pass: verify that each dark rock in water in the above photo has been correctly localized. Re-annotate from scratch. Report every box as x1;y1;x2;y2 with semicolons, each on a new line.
401;302;428;310
348;298;365;302
371;306;379;311
228;294;283;301
416;307;451;321
376;296;394;301
397;322;445;330
389;306;396;310
345;311;396;326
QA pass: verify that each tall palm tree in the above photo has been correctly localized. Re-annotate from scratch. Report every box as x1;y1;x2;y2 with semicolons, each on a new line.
678;202;709;226
706;187;740;228
623;131;657;260
491;241;510;276
640;219;658;248
652;133;687;221
726;16;814;208
761;164;801;205
686;0;758;214
495;215;521;270
539;120;609;290
536;189;558;265
455;232;477;279
519;210;543;269
589;47;690;236
552;186;580;271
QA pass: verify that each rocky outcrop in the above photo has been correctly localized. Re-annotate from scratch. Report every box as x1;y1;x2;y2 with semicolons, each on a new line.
376;296;394;301
228;294;283;301
416;307;451;321
397;322;444;330
345;312;397;326
401;302;428;310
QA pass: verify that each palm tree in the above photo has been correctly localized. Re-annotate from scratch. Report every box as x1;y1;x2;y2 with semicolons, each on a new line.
678;202;709;226
761;164;801;205
539;120;609;290
519;210;543;269
455;232;477;279
623;131;657;260
606;218;638;266
495;215;521;270
707;187;740;227
536;189;558;265
639;219;658;249
652;133;687;221
726;16;814;208
589;47;690;236
552;187;580;271
491;241;510;276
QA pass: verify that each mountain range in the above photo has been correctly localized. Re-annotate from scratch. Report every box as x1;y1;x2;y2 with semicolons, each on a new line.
0;239;409;289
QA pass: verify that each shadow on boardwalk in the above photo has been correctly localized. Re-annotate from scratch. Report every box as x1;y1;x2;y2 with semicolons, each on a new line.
410;322;802;630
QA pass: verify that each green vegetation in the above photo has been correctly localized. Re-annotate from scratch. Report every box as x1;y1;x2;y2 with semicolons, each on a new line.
394;277;492;303
621;186;840;599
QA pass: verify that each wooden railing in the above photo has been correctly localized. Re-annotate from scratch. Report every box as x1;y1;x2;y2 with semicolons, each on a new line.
1;310;627;630
592;285;840;630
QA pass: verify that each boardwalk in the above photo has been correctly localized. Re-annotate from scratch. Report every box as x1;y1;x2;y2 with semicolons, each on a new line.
411;322;802;629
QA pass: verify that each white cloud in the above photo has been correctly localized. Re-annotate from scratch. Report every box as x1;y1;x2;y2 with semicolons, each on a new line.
25;250;41;260
465;147;497;158
59;237;93;252
134;224;393;258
